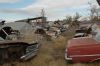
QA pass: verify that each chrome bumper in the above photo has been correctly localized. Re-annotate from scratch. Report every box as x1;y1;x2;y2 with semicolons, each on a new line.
20;43;40;61
65;50;72;60
20;50;38;61
65;53;72;60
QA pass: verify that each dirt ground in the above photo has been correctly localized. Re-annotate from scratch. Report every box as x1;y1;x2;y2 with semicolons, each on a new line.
2;30;100;66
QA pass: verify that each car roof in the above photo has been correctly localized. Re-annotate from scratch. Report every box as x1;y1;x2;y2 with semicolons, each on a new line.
0;40;29;45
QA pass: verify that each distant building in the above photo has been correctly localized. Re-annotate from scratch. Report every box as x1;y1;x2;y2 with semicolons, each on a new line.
15;17;47;27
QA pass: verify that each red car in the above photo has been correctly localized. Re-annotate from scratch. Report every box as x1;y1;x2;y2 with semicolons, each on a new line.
65;37;100;63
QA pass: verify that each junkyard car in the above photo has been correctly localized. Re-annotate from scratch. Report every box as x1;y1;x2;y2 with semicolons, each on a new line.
74;29;87;38
0;40;40;64
65;35;100;63
74;27;92;38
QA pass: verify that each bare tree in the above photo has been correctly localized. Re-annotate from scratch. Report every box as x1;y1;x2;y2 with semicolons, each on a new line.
66;16;72;24
72;12;81;27
73;12;81;21
89;2;100;21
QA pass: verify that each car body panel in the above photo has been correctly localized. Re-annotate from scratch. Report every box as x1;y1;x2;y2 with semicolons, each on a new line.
66;37;100;63
67;37;99;48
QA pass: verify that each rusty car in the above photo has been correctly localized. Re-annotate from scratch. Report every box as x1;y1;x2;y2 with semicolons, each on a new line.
65;31;100;63
0;40;40;64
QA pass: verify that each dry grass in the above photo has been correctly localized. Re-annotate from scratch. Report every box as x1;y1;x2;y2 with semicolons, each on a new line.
2;30;100;66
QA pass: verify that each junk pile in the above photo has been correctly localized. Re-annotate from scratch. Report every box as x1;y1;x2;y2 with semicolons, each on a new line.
35;27;52;41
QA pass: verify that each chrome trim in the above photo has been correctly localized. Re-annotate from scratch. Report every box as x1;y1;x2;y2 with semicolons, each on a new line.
65;53;72;60
70;54;100;57
20;43;40;60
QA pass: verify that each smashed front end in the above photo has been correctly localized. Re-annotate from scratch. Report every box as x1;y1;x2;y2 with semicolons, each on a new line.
20;42;40;61
0;41;40;64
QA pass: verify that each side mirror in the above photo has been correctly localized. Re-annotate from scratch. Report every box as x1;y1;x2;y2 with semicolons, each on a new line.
97;0;100;5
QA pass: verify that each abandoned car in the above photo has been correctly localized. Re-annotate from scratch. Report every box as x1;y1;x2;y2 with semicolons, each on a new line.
74;29;87;38
65;34;100;63
74;27;92;38
0;40;39;64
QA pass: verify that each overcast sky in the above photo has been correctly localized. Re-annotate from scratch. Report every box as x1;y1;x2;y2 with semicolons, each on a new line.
0;0;98;21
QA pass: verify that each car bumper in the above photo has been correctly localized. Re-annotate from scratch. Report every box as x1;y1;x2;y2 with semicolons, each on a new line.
65;49;72;60
20;50;38;61
20;43;40;61
65;53;72;60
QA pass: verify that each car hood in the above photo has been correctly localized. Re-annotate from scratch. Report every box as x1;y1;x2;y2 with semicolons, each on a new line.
67;37;99;48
